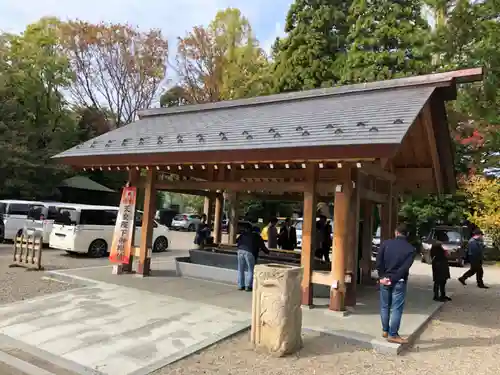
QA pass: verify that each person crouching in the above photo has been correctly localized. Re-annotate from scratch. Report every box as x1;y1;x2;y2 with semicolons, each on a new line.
431;243;452;302
236;226;269;292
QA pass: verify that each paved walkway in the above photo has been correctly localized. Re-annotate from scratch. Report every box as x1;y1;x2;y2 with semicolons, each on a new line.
0;277;249;375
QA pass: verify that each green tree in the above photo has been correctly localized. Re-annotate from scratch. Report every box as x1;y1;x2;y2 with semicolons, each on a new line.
174;8;269;103
399;194;469;239
431;0;500;174
271;0;352;92
342;0;431;83
0;18;77;199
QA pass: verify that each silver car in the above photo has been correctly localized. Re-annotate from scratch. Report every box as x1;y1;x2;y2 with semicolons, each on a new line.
171;214;202;231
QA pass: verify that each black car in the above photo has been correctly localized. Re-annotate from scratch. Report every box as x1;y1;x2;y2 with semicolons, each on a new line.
420;225;470;267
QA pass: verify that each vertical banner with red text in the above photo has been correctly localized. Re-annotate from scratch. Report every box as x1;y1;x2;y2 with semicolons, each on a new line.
109;187;137;264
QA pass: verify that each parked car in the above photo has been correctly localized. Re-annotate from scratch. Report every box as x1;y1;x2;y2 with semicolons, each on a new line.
171;214;202;231
420;225;470;267
155;208;178;228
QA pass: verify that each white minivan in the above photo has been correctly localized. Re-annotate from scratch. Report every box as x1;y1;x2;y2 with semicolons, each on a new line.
24;202;81;245
49;204;170;257
0;200;47;241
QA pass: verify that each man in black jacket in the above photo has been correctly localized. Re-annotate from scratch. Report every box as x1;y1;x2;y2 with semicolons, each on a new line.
236;227;269;291
278;218;297;250
376;223;415;344
459;228;488;288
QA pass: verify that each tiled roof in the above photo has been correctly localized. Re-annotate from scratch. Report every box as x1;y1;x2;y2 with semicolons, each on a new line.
53;85;436;160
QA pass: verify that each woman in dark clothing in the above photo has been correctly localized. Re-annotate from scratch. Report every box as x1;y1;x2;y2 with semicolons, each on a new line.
431;243;452;302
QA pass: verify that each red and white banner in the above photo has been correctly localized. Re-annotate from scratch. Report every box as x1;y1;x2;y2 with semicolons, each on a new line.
109;187;137;264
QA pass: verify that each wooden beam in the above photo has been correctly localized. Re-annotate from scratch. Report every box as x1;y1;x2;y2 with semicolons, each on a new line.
301;164;318;306
360;165;396;182
213;193;223;244
138;168;156;276
380;183;393;242
360;200;374;284
421;105;444;193
330;169;352;312
359;188;388;203
204;197;214;227
228;193;238;245
345;171;360;307
395;168;433;181
156;188;212;197
155;180;306;192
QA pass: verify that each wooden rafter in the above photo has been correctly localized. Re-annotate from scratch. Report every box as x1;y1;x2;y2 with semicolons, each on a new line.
421;104;444;193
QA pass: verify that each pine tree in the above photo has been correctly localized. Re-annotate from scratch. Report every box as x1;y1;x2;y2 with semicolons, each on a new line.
343;0;432;83
271;0;352;92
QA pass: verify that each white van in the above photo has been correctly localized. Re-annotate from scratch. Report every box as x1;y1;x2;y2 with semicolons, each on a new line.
49;204;170;257
0;200;47;241
24;202;81;244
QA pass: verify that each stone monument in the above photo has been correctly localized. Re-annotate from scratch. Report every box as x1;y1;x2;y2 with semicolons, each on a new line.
250;264;303;356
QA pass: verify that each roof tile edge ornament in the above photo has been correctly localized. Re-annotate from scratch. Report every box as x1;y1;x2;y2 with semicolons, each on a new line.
334;128;343;135
137;68;483;118
369;126;379;132
356;121;367;127
121;138;132;146
393;118;404;124
157;136;164;145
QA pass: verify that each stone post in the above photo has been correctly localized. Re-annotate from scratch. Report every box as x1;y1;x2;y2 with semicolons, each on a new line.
251;264;303;356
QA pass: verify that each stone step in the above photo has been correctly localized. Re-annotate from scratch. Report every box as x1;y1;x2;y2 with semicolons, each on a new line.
0;347;79;375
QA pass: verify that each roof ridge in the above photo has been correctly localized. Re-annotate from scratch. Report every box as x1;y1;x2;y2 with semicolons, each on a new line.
139;68;482;118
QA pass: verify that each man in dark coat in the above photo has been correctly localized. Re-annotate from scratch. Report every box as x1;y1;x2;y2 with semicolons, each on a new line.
236;226;269;291
459;228;488;288
315;215;332;262
376;223;415;344
278;218;297;250
431;243;451;301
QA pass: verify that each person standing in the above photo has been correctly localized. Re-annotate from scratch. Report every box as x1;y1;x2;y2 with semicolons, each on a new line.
278;218;297;250
376;223;415;344
430;243;452;301
267;217;279;249
315;215;332;262
459;228;488;288
236;226;269;291
194;214;211;248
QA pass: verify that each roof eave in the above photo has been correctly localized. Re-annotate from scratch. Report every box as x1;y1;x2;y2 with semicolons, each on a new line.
53;144;401;168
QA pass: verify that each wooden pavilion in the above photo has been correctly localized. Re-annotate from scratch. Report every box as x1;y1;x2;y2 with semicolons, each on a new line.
52;68;483;312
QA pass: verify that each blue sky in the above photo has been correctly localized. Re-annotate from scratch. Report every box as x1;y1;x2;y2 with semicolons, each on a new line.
0;0;292;54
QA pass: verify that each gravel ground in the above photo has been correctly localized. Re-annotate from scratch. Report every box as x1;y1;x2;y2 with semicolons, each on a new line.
159;264;500;375
0;245;102;304
0;231;195;305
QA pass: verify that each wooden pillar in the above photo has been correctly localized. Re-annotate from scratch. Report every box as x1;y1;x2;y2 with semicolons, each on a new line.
360;199;374;284
138;168;156;276
300;164;318;306
203;196;214;226
123;169;139;273
345;171;360;307
330;170;352;311
390;193;399;234
228;193;238;245
380;182;393;242
213;193;223;244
